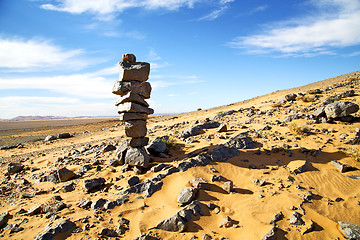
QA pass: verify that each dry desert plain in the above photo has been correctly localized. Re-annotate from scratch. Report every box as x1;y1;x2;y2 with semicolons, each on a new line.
0;71;360;240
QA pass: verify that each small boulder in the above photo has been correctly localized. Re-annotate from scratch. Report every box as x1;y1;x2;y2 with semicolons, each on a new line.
34;219;76;240
156;213;186;232
8;162;24;174
219;216;234;228
177;188;198;205
289;211;305;225
331;160;352;173
338;221;360;240
44;135;57;141
147;137;167;156
325;101;359;119
127;176;140;186
222;181;233;194
58;133;72;139
0;212;11;228
216;123;227;133
83;178;106;193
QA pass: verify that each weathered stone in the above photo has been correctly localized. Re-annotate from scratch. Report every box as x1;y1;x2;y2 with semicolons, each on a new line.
338;221;360;240
125;120;147;138
44;135;57;141
115;91;149;107
325;101;359;119
100;228;118;237
261;226;277;240
125;147;150;168
222;181;233;193
135;232;161;240
118;102;154;115
331;160;352;173
156;213;186;232
118;61;150;82
34;219;76;240
116;195;130;206
252;179;266;186
177;188;197;205
8;162;24;174
102;144;116;153
313;107;326;118
109;158;121;167
147;137;167;155
103;200;117;210
119;112;148;121
287;160;309;174
58;167;76;182
27;205;43;216
62;182;75;192
283;93;297;101
58;133;71;139
225;134;256;149
83;178;106;193
0;212;10;228
217;123;227;133
219;216;234;228
209;110;236;121
129;137;149;147
112;81;151;99
91;198;106;209
269;211;284;225
289;211;305;225
116;141;128;163
202;234;212;240
208;144;239;162
127;176;140;186
190;178;209;190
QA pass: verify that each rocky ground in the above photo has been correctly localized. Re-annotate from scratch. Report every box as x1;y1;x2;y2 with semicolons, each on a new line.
0;71;360;240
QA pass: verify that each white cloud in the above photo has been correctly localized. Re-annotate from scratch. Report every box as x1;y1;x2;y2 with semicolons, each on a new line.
196;0;234;21
0;68;117;99
41;0;202;21
0;37;93;71
228;0;360;56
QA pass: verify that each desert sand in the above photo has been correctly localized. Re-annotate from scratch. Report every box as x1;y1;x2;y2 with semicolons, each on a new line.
0;71;359;240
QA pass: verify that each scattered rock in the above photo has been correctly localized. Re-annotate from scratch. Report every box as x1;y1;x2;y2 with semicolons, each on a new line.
302;220;315;235
269;211;284;225
34;219;76;240
224;134;256;149
83;178;106;193
338;221;360;240
217;123;227;133
147;137;167;156
125;147;150;168
219;216;235;228
222;181;233;193
261;226;277;240
324;101;359;119
156;213;186;232
287;160;309;174
331;160;352;173
289;211;305;225
44;135;57;141
8;162;24;174
177;188;198;205
252;179;266;187
190;178;209;190
58;133;72;139
0;212;11;228
128;176;140;186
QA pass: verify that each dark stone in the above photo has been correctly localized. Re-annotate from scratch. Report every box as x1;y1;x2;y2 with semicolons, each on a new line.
58;167;76;182
270;211;284;225
102;144;116;153
225;134;256;149
116;195;129;206
127;176;140;186
262;226;277;240
44;135;57;141
62;182;75;192
8;162;24;174
109;158;121;167
0;212;11;228
150;163;167;172
58;133;72;139
147;137;167;155
100;228;118;237
208;144;239;162
34;219;76;240
83;178;106;193
189;178;209;190
27;205;42;216
91;198;106;209
325;101;359;119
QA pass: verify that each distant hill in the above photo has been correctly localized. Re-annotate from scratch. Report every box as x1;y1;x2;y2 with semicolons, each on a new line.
10;116;68;121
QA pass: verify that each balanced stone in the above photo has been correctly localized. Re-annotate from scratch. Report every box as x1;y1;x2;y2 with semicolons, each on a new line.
112;81;151;99
124;147;150;168
115;91;149;107
117;102;154;115
129;137;149;147
125;120;147;138
118;62;150;82
122;53;136;63
119;112;148;121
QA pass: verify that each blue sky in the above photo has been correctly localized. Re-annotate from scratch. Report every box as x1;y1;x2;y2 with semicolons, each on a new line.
0;0;360;119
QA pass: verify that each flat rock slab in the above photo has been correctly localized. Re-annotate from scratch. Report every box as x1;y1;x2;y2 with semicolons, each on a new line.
338;221;360;240
119;112;148;121
118;62;150;82
83;178;106;193
115;91;149;107
112;81;151;99
118;102;154;115
129;137;149;147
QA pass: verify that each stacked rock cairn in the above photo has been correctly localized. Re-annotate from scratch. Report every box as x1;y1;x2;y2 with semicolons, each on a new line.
112;54;154;169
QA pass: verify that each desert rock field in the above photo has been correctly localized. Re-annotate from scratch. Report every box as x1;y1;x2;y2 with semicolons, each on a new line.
0;71;360;240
